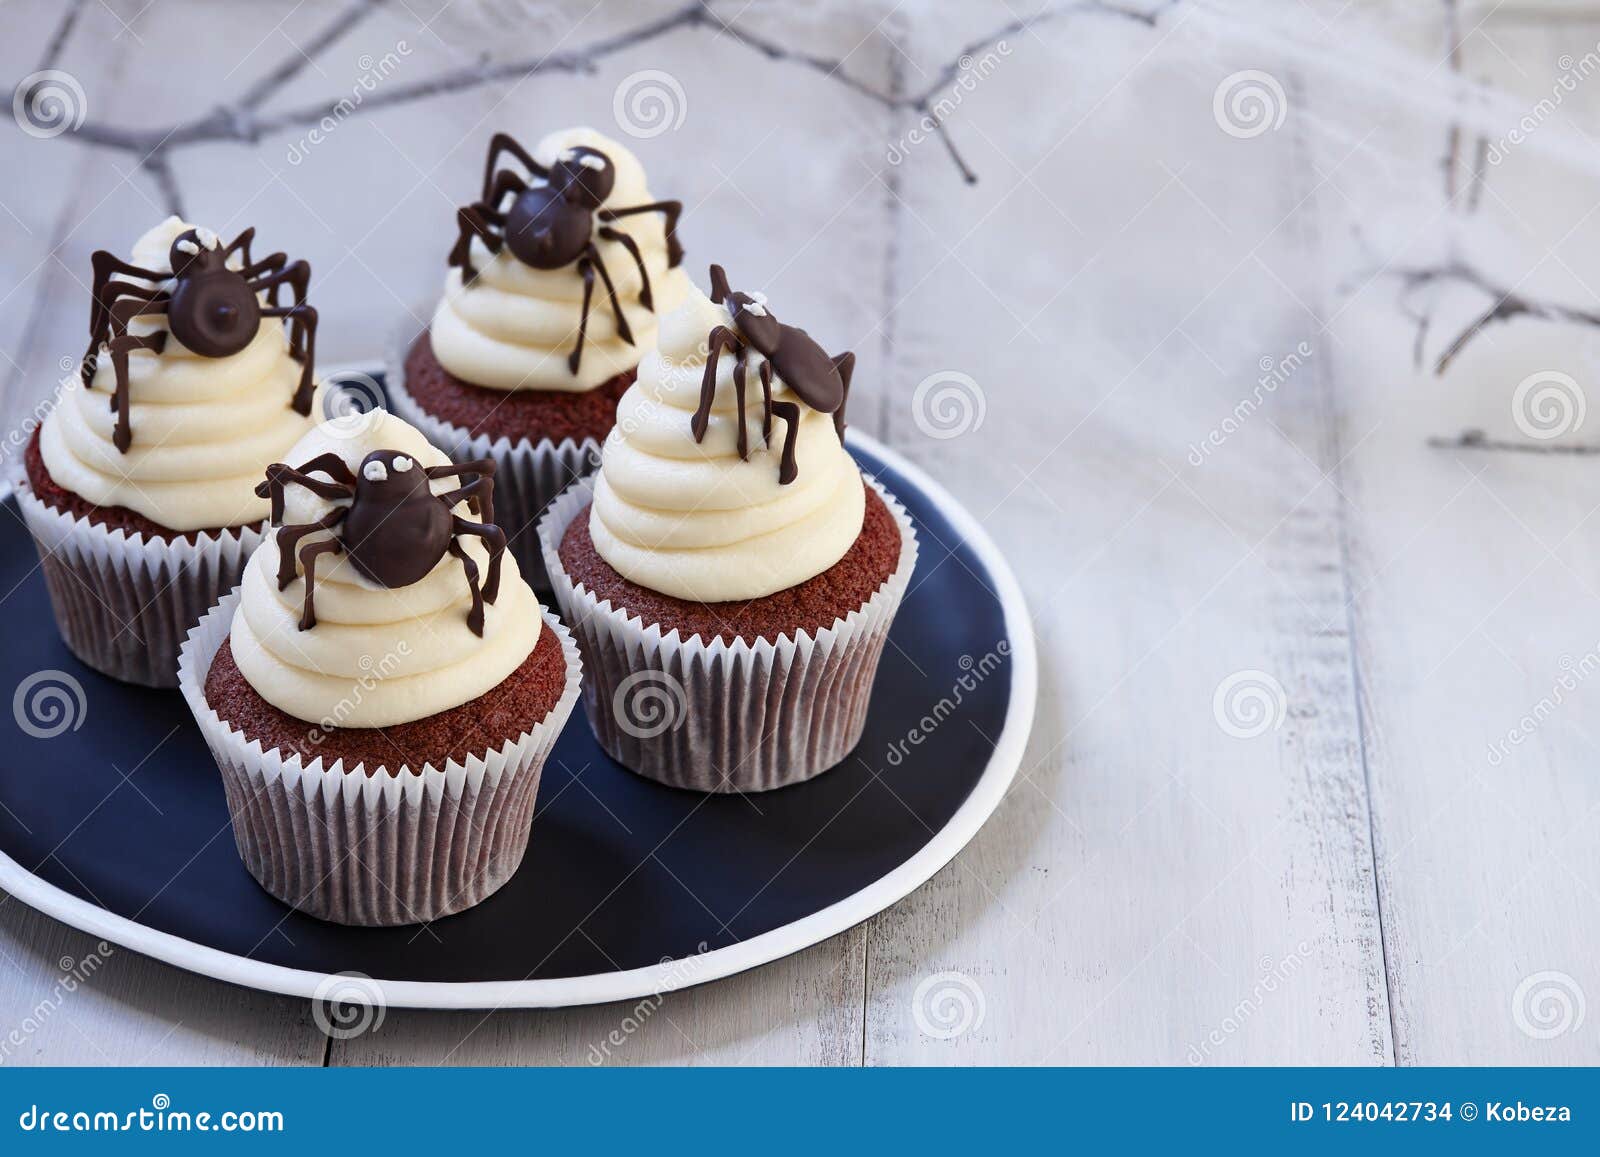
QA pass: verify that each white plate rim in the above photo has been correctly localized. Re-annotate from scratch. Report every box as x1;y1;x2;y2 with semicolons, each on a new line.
0;428;1037;1010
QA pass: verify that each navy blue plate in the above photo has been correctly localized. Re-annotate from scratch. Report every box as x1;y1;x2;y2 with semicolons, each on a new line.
0;425;1032;1006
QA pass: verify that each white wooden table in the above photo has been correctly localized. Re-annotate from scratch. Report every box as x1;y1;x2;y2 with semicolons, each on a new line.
1;0;1598;1066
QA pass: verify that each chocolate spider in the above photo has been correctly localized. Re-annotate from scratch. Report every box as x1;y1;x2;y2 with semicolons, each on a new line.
80;226;317;452
690;264;855;485
448;133;683;374
254;451;505;636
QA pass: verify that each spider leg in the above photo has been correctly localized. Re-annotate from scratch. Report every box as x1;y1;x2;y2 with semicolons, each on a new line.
451;514;505;611
600;200;684;267
105;296;170;453
831;351;855;442
86;251;169;343
239;251;287;281
770;400;802;486
570;255;596;375
691;326;740;443
732;356;749;460
81;280;166;387
597;225;652;311
255;260;315;414
584;242;633;347
255;460;355;523
481;132;548;200
435;474;489;509
446;540;485;636
448;203;505;282
272;507;348;593
430;462;497;525
223;227;256;269
295;534;345;631
706;263;733;305
259;303;317;414
486;168;528;211
759;358;774;444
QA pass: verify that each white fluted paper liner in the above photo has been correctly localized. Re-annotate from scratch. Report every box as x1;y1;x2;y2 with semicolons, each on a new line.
387;323;606;589
177;588;583;926
538;472;918;793
15;479;264;688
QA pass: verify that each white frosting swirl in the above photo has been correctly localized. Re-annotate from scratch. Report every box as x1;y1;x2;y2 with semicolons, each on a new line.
429;126;689;392
39;216;319;533
230;411;542;729
589;287;865;602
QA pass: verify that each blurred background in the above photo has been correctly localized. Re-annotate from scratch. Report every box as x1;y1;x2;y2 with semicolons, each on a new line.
2;0;1599;1065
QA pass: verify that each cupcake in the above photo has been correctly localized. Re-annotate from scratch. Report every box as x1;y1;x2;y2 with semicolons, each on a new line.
18;216;322;687
540;264;917;793
389;126;689;587
177;410;581;925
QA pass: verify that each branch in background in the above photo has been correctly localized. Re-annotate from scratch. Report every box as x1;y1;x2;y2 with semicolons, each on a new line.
1394;262;1600;376
1429;430;1600;456
35;0;1176;211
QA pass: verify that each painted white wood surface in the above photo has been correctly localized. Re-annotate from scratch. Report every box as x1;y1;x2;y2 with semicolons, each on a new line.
1;0;1598;1065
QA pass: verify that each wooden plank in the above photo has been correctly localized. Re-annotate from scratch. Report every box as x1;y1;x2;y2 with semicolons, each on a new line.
1324;13;1600;1065
0;901;324;1066
861;4;1392;1063
329;935;864;1066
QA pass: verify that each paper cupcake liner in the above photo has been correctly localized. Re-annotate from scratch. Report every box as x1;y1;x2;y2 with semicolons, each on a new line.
15;481;263;688
177;589;583;926
386;325;605;589
538;473;918;793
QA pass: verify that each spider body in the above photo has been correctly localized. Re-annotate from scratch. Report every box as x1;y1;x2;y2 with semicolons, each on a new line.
448;133;683;374
691;264;856;485
80;225;318;453
255;451;505;636
501;146;614;269
164;236;262;357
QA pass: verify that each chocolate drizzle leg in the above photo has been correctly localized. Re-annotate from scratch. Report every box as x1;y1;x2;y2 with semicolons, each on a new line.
448;132;685;373
255;451;505;637
81;226;319;450
690;264;854;484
